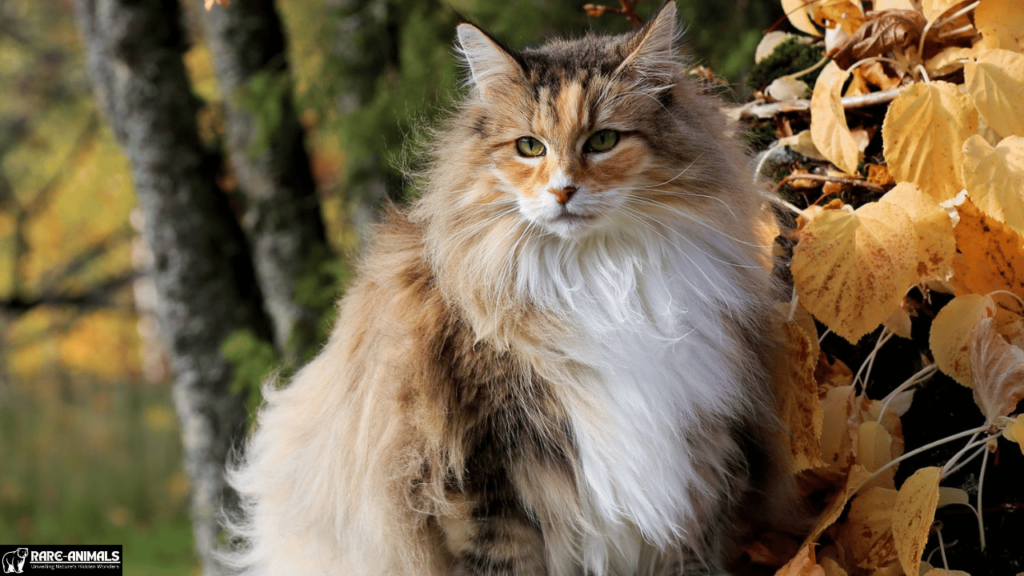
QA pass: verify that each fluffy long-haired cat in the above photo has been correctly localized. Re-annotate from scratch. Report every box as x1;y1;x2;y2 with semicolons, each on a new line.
225;3;795;574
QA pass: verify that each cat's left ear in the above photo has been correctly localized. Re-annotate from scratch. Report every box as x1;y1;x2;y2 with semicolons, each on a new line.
615;1;681;84
457;23;523;100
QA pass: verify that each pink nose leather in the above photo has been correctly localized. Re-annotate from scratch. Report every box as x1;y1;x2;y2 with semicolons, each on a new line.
550;186;578;204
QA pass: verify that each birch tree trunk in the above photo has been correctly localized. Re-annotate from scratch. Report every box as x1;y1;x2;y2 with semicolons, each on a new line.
199;0;331;361
75;1;274;573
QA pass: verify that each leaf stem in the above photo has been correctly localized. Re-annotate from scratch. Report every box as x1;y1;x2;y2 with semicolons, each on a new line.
859;423;989;491
854;328;893;389
943;442;987;478
941;435;987;477
878;364;937;421
978;442;990;550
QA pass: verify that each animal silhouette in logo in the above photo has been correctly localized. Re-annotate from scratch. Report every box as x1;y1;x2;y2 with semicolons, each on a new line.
1;548;27;574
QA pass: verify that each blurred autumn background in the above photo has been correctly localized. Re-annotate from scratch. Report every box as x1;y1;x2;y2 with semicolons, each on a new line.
0;0;784;574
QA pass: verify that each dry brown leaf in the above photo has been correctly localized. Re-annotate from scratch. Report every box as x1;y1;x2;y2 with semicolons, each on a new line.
961;135;1024;234
811;61;862;174
975;0;1024;52
777;543;826;576
846;68;872;96
858;421;897;490
792;202;918;343
783;0;825;37
816;353;854;393
879;182;956;281
951;198;1024;309
813;1;866;34
930;294;997;387
867;163;896;186
921;0;961;22
964;50;1024;139
1004;414;1024;455
847;487;899;569
882;82;979;201
860;61;902;91
892;466;941;576
831;10;926;69
777;320;827;472
969;317;1024;422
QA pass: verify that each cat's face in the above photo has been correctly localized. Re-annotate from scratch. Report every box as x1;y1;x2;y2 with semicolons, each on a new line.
457;5;721;240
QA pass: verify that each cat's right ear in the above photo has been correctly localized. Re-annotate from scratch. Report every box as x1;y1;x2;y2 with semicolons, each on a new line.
456;24;522;99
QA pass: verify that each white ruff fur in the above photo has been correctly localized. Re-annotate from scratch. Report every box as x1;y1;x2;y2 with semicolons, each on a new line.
503;212;763;575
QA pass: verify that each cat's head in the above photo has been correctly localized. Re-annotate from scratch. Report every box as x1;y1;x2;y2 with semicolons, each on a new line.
451;1;743;241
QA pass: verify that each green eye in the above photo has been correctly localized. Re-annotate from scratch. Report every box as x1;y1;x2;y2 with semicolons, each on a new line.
584;130;619;153
515;137;546;157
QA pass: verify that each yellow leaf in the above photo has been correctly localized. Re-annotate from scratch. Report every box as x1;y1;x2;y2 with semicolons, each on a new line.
882;82;979;201
930;294;997;387
926;46;979;77
792;202;918;343
780;130;828;161
820;385;859;474
975;0;1024;52
769;76;811;101
960;135;1024;234
757;31;803;63
777;320;827;472
969;317;1024;422
847;487;899;569
964;50;1024;138
921;570;971;576
873;0;916;9
811;61;862;175
1004;414;1024;455
892;467;941;576
950;198;1024;313
858;421;896;490
782;0;825;37
884;303;913;339
878;182;956;281
921;0;960;22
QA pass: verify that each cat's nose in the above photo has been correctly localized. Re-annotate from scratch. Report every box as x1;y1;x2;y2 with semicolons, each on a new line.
549;186;578;205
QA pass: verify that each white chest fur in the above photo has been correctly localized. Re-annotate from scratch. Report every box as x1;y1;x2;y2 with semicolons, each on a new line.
514;224;757;575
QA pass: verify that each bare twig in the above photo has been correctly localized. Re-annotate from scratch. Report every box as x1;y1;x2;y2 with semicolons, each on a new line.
774;173;886;194
583;0;643;27
738;88;901;120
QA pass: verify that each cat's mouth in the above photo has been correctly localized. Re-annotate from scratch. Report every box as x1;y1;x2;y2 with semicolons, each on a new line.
552;211;597;224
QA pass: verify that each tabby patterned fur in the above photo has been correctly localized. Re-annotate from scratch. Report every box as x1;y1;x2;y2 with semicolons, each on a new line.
225;3;796;574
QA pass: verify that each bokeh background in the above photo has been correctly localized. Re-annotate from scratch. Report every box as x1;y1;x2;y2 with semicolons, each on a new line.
0;0;783;573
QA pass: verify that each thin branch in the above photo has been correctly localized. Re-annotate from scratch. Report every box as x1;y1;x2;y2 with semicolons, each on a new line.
738;88;901;120
583;0;643;27
0;273;136;314
774;173;886;194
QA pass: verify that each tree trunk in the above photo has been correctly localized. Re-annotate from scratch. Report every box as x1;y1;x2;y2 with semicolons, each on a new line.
199;0;332;361
75;1;274;573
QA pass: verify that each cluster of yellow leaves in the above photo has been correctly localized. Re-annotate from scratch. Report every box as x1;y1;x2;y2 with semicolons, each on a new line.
760;0;1024;574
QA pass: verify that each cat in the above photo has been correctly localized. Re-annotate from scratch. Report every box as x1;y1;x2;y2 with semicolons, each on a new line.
224;3;796;575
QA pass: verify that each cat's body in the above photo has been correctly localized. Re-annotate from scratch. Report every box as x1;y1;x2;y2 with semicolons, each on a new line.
226;4;793;575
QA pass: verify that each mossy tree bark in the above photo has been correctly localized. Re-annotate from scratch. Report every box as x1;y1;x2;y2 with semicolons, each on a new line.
75;1;275;573
198;0;332;361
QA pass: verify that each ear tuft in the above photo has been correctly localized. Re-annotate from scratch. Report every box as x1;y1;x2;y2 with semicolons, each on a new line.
615;1;681;84
456;24;522;98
